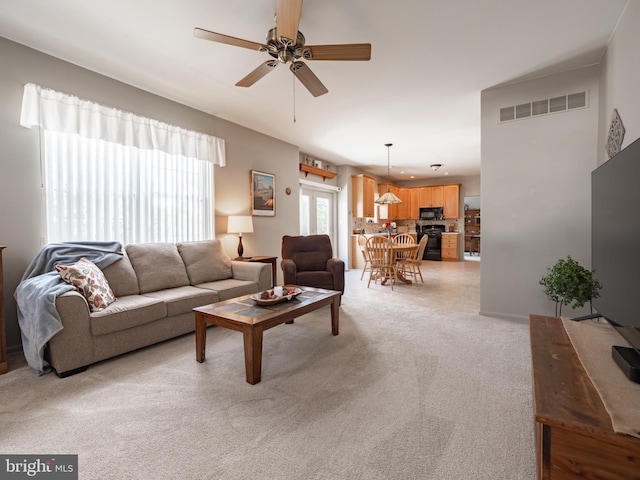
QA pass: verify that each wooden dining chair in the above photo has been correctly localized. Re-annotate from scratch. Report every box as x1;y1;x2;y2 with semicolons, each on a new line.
393;233;416;278
357;234;371;280
393;233;416;262
398;234;428;283
366;235;398;290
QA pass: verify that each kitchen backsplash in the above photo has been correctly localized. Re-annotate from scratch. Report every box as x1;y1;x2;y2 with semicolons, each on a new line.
353;217;461;234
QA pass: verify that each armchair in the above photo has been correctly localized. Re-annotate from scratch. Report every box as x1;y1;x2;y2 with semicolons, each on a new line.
281;235;344;303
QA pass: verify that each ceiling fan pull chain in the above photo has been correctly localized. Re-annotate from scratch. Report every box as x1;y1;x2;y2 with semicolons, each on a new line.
293;74;297;123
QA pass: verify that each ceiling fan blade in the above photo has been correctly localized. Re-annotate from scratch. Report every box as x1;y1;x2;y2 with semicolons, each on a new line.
236;61;278;87
290;61;328;97
302;43;372;61
194;27;266;51
276;0;303;46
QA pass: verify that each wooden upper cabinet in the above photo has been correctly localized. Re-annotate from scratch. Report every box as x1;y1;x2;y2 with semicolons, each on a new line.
352;175;376;218
431;186;444;207
373;182;460;220
419;187;432;207
418;186;444;208
396;187;412;219
410;188;420;218
443;184;460;219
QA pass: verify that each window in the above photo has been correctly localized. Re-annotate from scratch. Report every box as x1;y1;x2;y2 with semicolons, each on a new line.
20;83;225;244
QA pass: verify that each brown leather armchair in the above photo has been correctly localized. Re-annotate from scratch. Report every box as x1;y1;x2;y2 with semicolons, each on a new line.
281;234;344;302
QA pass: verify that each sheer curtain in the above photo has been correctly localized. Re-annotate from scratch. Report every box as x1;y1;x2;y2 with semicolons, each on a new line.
20;83;226;244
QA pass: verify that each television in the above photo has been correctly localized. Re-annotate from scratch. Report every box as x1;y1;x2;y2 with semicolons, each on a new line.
590;136;640;383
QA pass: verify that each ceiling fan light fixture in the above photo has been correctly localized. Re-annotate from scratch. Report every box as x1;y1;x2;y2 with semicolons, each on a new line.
374;143;403;205
194;0;371;99
430;163;442;171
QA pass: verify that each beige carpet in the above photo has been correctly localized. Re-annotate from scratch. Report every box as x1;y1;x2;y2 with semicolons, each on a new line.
0;261;535;479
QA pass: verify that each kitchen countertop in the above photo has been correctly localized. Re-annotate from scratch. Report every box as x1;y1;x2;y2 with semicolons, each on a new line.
352;232;418;236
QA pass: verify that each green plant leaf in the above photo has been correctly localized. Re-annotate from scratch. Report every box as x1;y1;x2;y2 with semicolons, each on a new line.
539;255;601;312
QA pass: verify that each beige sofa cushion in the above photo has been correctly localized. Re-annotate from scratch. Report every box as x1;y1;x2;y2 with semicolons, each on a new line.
143;286;219;316
90;295;167;336
177;240;232;285
196;278;259;301
125;243;190;294
102;250;140;296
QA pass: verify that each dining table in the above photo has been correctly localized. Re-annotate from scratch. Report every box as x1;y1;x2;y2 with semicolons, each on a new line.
380;243;419;285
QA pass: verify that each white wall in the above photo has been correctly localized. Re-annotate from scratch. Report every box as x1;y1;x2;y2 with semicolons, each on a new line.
598;0;640;164
480;66;600;320
0;37;301;350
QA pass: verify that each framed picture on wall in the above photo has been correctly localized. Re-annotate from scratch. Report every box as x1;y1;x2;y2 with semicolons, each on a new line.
251;170;275;216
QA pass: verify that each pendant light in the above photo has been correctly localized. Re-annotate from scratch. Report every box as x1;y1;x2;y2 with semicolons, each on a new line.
374;143;403;205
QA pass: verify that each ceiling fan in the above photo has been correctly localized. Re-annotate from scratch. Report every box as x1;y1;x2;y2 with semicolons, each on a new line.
194;0;371;97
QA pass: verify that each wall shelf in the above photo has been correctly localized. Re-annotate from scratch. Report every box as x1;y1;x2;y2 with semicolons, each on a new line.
300;163;337;182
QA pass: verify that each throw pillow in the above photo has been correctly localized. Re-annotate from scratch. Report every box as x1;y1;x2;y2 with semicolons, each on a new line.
56;257;116;312
177;240;233;285
125;243;190;294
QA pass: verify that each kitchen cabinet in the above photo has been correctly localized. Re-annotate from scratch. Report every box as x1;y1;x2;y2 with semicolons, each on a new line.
441;233;459;261
443;184;460;219
352;174;375;218
418;186;444;209
432;186;444;208
410;188;420;218
396;187;412;219
419;187;432;208
351;236;366;270
377;182;460;220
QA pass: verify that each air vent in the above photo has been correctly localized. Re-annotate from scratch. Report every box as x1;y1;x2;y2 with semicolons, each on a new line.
515;103;531;119
568;92;586;109
499;91;588;123
500;106;515;122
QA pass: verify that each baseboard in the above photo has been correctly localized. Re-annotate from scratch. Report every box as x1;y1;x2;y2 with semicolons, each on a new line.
478;310;529;322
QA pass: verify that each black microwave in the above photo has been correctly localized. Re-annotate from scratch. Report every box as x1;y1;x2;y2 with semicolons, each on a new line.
419;207;443;220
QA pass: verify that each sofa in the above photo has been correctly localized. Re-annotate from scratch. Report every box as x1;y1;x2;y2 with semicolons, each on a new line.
46;240;271;376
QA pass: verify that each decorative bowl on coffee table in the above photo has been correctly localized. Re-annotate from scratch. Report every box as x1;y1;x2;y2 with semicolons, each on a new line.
250;287;302;306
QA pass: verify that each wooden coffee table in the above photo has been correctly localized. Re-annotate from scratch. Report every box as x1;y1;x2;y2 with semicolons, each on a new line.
193;286;340;384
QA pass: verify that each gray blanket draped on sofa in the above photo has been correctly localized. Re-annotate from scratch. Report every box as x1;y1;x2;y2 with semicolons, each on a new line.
14;241;123;374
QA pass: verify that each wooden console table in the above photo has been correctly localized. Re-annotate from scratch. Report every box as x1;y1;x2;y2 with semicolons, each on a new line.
0;246;7;375
529;315;640;479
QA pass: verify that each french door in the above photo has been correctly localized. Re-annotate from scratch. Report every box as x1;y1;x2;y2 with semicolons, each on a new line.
300;186;336;248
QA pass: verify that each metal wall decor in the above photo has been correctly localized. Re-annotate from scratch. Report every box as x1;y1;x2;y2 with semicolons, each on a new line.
606;108;625;159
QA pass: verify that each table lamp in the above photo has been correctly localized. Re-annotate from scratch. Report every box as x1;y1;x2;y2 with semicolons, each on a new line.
227;215;254;259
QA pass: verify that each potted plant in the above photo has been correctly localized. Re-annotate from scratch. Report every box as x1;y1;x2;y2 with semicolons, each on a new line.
539;255;602;317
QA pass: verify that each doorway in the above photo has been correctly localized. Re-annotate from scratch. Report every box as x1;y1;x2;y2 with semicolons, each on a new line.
463;195;481;261
300;186;336;248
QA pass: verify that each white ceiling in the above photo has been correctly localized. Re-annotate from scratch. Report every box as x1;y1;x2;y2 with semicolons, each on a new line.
0;0;629;181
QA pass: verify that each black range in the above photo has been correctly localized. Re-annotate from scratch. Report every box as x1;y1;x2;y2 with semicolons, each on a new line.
416;224;446;261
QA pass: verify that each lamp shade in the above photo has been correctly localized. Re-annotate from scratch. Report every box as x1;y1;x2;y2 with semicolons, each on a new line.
373;142;403;205
375;191;403;205
227;215;254;234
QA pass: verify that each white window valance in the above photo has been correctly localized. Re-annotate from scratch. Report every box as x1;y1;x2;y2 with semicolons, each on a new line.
20;83;226;165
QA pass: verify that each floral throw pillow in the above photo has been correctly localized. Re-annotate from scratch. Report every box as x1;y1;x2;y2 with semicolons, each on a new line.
56;257;116;312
